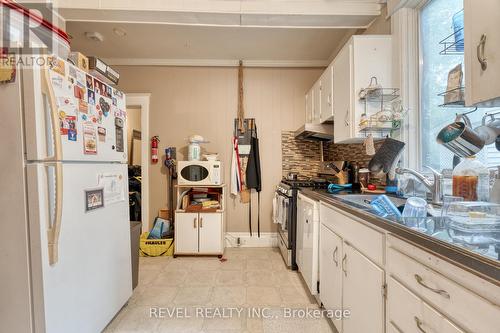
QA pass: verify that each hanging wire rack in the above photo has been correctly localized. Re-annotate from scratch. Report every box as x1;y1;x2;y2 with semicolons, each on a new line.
438;86;465;107
439;27;464;55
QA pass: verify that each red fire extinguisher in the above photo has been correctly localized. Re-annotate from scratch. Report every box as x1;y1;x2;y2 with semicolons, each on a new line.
151;136;160;164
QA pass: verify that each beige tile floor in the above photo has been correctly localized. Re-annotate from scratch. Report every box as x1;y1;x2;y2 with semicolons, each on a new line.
104;247;335;333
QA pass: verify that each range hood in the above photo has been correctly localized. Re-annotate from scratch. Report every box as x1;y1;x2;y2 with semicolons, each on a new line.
294;123;334;141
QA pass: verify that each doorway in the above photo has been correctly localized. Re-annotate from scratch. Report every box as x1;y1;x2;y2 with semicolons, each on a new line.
126;94;151;232
127;106;142;223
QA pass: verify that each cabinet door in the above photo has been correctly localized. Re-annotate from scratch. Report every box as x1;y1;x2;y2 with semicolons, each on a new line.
305;90;313;123
465;0;500;106
199;213;223;254
312;80;322;124
342;242;384;333
296;196;305;269
320;64;334;123
333;43;353;143
299;195;317;294
175;213;199;254
319;224;343;332
388;277;466;333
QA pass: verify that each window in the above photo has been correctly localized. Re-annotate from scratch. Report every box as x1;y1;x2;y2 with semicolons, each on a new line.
419;0;500;170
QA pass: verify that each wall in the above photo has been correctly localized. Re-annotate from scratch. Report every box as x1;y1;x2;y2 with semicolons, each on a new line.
116;66;322;232
327;5;391;63
126;106;141;165
363;5;391;35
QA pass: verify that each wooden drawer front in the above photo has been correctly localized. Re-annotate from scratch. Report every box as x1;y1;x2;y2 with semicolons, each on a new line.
387;247;500;333
320;203;384;266
388;277;465;333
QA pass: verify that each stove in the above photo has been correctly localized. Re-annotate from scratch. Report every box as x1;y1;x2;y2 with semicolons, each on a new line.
281;179;329;188
274;178;330;270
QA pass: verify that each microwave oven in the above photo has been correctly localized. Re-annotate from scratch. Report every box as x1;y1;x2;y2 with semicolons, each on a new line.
177;161;223;186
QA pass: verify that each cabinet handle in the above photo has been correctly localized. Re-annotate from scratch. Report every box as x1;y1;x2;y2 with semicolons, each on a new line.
477;34;487;71
414;274;450;299
342;254;347;276
344;108;350;126
193;218;197;228
414;316;427;333
328;94;332;106
332;246;339;267
200;217;203;228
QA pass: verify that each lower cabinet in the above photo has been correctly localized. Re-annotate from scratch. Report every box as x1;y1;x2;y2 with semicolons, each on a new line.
342;242;384;333
318;202;499;333
198;213;223;253
175;212;223;255
319;204;385;333
387;277;465;333
320;224;343;332
175;213;199;254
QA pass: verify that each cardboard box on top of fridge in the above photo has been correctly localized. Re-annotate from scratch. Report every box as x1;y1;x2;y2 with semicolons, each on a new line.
88;56;120;86
67;52;89;72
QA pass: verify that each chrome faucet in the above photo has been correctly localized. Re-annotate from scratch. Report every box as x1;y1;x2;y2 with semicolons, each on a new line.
395;166;444;205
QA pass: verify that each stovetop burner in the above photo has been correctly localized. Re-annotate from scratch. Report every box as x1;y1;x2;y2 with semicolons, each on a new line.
281;178;330;189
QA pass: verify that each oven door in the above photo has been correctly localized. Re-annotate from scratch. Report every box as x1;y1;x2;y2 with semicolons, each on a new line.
276;192;291;247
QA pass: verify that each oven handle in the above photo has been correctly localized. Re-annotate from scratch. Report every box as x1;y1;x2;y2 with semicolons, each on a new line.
275;191;292;199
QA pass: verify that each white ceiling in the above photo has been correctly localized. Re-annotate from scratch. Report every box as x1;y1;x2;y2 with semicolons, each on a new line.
60;0;382;66
66;21;354;66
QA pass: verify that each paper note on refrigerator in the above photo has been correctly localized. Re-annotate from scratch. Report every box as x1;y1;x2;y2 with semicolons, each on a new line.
98;173;125;205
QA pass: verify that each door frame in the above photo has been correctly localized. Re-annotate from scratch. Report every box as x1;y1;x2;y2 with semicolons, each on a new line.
126;93;151;232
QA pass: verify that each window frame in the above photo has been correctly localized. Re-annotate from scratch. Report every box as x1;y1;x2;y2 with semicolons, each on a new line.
393;0;440;169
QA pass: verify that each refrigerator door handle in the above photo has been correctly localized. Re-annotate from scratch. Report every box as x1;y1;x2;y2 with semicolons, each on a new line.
41;64;62;161
46;162;63;265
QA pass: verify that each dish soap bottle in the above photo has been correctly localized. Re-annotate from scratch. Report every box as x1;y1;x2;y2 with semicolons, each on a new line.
452;156;489;201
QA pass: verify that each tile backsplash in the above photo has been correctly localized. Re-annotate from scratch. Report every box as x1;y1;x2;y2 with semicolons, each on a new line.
281;131;385;178
281;131;322;179
323;140;385;168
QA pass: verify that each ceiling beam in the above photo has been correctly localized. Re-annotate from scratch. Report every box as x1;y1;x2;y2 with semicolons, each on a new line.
104;58;330;68
54;0;381;28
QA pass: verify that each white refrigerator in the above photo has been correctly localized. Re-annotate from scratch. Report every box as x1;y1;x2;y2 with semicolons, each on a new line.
0;57;132;333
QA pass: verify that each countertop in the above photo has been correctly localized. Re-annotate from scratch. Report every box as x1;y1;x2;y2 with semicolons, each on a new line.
300;188;500;286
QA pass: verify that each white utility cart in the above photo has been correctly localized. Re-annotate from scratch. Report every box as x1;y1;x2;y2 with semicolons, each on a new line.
174;184;226;258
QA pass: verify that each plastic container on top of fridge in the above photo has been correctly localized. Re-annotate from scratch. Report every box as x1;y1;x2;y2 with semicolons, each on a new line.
1;0;70;59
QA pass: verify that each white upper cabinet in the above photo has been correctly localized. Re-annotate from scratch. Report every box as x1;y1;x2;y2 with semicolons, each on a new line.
333;42;354;143
333;35;393;143
464;0;500;106
320;64;334;123
312;80;322;124
305;89;313;124
303;35;391;135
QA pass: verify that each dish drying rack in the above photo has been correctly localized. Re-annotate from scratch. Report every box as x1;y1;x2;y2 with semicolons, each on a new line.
358;115;404;138
358;78;402;138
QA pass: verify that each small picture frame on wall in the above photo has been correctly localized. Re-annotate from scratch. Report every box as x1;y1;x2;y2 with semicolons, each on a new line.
85;188;104;212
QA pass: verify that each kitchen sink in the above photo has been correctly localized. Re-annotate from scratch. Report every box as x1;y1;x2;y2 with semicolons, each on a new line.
332;194;408;210
331;193;442;218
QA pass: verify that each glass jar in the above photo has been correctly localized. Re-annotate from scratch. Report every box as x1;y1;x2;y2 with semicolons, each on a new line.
452;156;490;201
